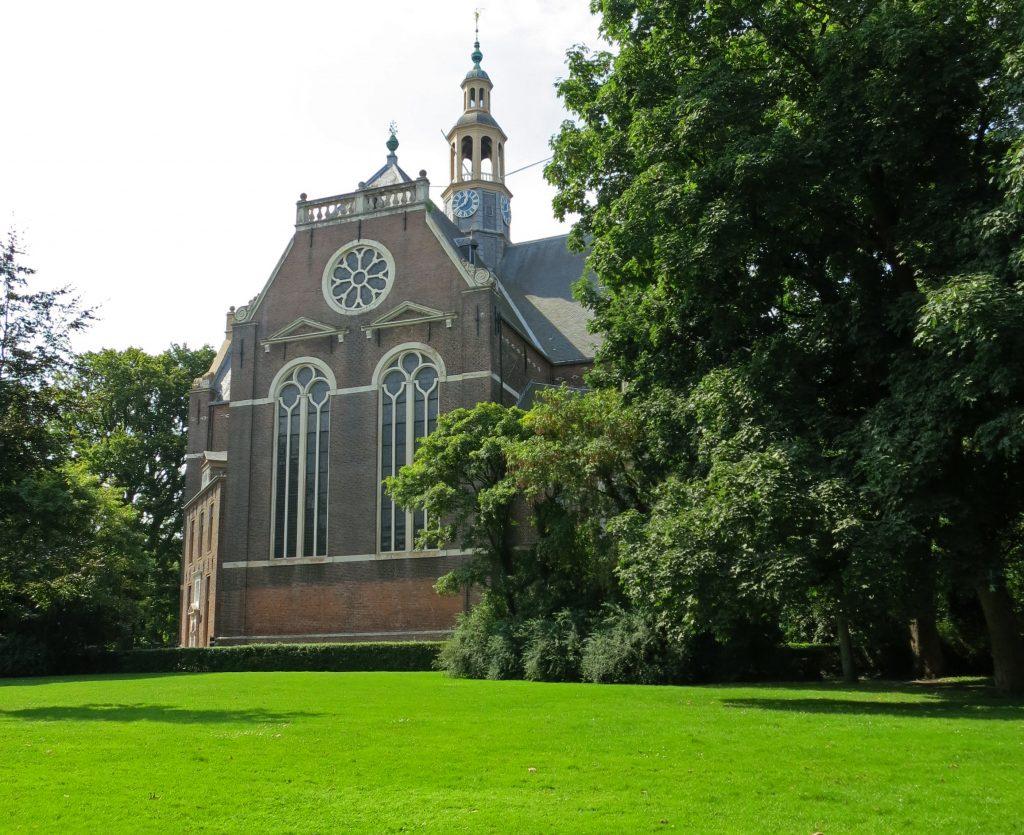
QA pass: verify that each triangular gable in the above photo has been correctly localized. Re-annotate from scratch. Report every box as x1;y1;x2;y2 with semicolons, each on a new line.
262;317;349;351
364;161;413;188
267;317;336;341
363;301;457;338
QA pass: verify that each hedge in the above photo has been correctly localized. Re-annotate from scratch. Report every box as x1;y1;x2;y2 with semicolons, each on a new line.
103;641;443;674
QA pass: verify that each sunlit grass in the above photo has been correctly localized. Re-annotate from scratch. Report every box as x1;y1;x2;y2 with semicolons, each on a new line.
0;672;1021;832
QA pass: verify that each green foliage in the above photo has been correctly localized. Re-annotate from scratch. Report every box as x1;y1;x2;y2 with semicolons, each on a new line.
436;600;522;680
542;0;1024;690
0;463;148;675
521;610;587;682
580;606;685;684
388;402;530;614
0;233;206;668
57;344;215;645
105;641;441;675
0;234;146;673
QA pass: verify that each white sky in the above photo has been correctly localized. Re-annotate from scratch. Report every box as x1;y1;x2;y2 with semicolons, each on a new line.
1;0;602;353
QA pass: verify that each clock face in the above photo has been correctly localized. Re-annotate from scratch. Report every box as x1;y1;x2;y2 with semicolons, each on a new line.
499;195;511;226
452;189;479;218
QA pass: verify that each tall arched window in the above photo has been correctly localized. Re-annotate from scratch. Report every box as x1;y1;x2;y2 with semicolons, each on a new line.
273;364;331;558
379;349;440;552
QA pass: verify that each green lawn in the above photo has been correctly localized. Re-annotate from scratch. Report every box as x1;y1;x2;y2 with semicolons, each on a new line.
0;673;1022;832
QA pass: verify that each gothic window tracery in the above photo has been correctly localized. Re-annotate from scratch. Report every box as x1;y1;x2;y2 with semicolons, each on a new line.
273;364;331;558
379;350;440;552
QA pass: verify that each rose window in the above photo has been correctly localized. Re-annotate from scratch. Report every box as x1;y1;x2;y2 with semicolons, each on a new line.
323;242;394;314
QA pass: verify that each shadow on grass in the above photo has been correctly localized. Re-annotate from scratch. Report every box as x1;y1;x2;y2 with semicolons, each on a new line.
0;703;321;724
721;682;1024;721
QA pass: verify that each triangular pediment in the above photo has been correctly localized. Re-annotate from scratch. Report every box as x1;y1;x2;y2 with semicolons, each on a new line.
364;161;413;189
363;302;457;338
268;317;336;341
262;317;349;351
371;302;448;327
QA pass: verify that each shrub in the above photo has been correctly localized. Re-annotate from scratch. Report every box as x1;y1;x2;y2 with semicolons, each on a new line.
0;635;51;677
436;600;522;679
521;611;586;682
102;641;441;675
580;607;685;684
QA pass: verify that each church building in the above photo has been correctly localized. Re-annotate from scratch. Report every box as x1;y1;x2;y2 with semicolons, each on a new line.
180;36;597;647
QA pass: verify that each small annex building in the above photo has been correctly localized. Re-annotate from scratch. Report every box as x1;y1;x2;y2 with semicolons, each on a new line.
180;36;597;647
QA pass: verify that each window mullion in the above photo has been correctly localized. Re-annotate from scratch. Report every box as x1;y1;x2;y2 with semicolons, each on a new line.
405;379;415;549
311;402;319;556
281;407;290;557
296;395;309;558
390;393;397;552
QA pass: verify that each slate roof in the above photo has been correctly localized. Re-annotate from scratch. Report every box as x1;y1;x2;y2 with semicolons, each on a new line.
496;235;599;364
428;209;599;364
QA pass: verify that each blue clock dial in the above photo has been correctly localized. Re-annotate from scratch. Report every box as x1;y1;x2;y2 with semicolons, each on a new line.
499;195;511;226
452;189;479;218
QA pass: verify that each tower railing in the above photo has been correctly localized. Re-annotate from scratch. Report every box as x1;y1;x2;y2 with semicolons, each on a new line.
455;171;502;183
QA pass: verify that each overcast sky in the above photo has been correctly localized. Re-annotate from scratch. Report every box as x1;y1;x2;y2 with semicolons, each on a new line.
1;1;602;353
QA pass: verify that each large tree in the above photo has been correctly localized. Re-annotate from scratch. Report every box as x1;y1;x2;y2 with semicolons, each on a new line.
0;232;145;672
0;230;92;488
57;344;214;645
548;0;1024;690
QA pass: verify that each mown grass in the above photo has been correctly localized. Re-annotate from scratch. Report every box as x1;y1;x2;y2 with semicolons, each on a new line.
0;672;1021;832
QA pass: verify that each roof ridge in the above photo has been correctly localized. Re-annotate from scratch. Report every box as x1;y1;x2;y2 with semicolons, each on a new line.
506;232;572;247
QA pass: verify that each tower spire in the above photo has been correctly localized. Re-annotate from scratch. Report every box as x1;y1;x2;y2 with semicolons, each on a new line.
442;12;512;259
472;8;483;67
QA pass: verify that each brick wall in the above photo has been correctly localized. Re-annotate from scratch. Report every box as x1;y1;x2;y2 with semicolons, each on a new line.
190;201;591;645
179;475;224;646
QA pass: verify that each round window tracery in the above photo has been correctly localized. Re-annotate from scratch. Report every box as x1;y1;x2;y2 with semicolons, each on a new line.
322;241;394;314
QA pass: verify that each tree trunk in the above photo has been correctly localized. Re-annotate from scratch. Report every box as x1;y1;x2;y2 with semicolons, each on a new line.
909;610;946;680
836;612;857;684
975;576;1024;695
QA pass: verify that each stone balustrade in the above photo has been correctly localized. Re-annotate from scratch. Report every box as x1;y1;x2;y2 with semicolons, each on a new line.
296;178;430;228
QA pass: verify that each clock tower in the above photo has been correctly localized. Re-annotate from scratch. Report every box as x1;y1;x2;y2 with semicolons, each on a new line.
441;29;512;267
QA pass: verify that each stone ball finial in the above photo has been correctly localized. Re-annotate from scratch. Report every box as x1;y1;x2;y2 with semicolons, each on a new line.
229;305;235;313
299;192;307;201
419;169;427;178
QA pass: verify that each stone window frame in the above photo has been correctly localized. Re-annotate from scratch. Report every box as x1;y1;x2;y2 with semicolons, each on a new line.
321;239;396;316
373;343;446;554
268;357;338;560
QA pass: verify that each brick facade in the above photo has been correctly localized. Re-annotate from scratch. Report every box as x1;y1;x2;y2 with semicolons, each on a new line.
179;51;596;646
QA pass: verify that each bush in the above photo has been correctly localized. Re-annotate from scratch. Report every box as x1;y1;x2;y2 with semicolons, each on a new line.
0;635;111;678
436;599;521;679
580;607;686;684
104;641;442;674
521;611;586;682
0;635;51;677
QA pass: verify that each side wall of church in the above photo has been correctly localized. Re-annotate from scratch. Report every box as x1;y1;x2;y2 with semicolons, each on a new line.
492;324;554;404
179;476;224;647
